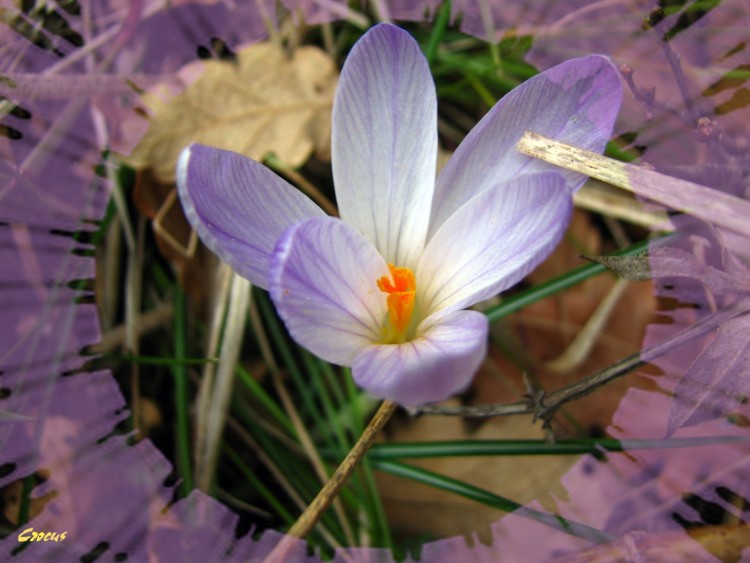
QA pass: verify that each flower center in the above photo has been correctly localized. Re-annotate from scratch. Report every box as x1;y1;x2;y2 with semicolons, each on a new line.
377;264;416;343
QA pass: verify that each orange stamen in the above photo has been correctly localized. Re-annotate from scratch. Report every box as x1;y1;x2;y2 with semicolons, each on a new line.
377;264;416;336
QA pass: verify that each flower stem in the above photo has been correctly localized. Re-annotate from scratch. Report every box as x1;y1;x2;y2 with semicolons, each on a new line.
286;400;397;539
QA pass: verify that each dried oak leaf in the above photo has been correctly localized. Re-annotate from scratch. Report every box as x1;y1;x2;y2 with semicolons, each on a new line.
127;42;337;182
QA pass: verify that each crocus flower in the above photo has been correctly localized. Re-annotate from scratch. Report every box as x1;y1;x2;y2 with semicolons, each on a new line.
177;24;622;405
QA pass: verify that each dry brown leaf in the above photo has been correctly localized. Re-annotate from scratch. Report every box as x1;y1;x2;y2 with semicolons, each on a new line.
378;409;578;542
128;42;337;182
133;170;195;261
131;169;215;315
550;525;750;562
474;210;659;432
379;212;660;540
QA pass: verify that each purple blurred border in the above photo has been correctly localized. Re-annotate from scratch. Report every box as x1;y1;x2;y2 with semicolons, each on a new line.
1;1;749;560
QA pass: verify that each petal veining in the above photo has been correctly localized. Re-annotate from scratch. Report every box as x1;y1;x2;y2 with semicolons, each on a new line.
269;216;390;366
332;23;437;268
177;144;325;289
352;310;488;405
419;172;572;318
429;55;621;238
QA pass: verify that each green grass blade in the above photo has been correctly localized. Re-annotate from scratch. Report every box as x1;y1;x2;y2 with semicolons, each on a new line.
224;445;295;525
112;354;216;367
484;235;671;323
171;286;194;496
235;364;296;436
254;290;326;427
16;474;35;526
302;351;347;452
368;435;750;458
372;459;613;544
423;0;451;66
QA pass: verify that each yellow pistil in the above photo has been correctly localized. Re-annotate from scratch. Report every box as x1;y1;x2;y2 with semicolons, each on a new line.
377;264;416;342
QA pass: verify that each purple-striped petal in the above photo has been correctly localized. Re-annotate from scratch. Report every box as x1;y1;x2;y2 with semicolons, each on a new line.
352;310;488;405
269;216;389;366
418;172;572;317
332;23;437;269
429;55;621;238
177;144;325;289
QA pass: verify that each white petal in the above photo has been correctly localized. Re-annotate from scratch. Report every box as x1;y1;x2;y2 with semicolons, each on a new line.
418;172;572;318
429;55;622;238
332;24;437;268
